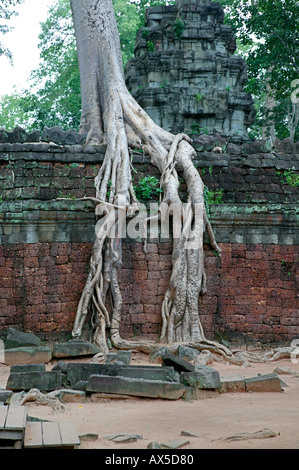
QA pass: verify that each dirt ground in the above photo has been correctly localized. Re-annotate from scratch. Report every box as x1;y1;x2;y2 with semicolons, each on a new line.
1;352;299;450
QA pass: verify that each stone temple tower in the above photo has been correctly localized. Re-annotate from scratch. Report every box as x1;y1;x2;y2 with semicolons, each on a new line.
125;0;255;142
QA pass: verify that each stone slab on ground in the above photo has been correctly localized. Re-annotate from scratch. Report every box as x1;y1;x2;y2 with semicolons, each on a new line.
2;347;52;365
104;433;143;444
67;363;179;388
160;438;190;449
244;373;282;393
0;390;13;404
10;364;46;374
59;390;86;403
86;375;186;400
52;339;99;358
181;365;221;389
177;346;200;362
5;328;41;349
161;353;194;373
220;374;246;393
6;371;62;392
106;351;132;365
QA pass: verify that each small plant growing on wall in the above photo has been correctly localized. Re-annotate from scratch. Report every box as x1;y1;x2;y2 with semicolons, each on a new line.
195;92;204;103
276;169;299;187
147;40;155;52
204;186;223;218
134;176;163;201
172;17;186;38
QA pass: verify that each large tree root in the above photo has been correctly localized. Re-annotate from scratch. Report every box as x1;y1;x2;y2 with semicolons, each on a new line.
70;0;293;366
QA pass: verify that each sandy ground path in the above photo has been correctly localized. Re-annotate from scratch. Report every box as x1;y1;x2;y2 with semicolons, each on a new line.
1;353;299;450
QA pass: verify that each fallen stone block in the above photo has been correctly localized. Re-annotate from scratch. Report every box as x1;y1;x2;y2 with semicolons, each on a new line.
161;438;190;449
196;389;220;399
67;363;179;388
5;327;41;349
149;346;171;363
6;371;62;392
195;350;214;366
52;361;68;374
147;442;162;449
86;375;186;400
10;363;46;373
53;339;100;358
177;346;200;362
0;389;13;404
162;353;194;373
3;347;52;365
106;351;132;365
59;389;86;403
79;433;99;442
181;430;198;437
244;373;282;393
273;366;299;377
181;365;221;389
105;433;143;443
220;374;246;393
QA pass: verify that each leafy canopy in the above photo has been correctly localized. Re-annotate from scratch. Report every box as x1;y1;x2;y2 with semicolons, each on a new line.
0;0;24;60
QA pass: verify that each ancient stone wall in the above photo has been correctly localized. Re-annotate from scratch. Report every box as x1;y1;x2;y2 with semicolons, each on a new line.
0;137;298;346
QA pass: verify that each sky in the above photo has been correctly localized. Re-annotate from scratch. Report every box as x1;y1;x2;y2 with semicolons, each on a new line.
0;0;57;99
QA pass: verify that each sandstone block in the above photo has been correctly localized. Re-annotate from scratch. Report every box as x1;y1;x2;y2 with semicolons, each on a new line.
86;375;186;400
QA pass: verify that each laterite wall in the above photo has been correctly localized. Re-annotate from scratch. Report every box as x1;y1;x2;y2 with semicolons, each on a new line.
0;140;298;346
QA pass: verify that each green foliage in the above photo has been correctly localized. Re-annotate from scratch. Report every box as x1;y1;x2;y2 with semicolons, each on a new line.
219;0;299;141
134;176;163;201
276;169;299;187
147;40;155;52
0;0;175;132
172;16;186;38
204;186;223;218
0;0;23;60
195;92;204;103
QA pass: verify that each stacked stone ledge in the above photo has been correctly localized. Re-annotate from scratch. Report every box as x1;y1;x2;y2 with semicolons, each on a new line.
125;0;255;139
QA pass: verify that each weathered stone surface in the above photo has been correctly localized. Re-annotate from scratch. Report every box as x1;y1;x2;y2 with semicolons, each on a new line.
195;350;213;366
53;339;100;358
6;371;62;392
41;126;87;146
147;442;162;449
10;363;46;373
161;438;190;449
3;347;52;365
79;433;99;441
220;375;246;393
181;365;221;389
244;373;283;393
125;0;255;140
0;389;13;404
52;361;68;374
162;353;194;373
177;346;200;362
0;126;40;143
105;433;142;443
59;389;86;403
181;430;198;437
5;327;41;349
67;362;179;388
149;346;171;363
86;375;186;399
106;350;132;365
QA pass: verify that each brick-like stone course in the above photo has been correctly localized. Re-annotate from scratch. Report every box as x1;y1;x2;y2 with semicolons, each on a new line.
0;143;298;345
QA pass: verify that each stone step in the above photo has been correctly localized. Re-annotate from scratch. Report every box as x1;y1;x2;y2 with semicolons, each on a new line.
86;375;186;400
